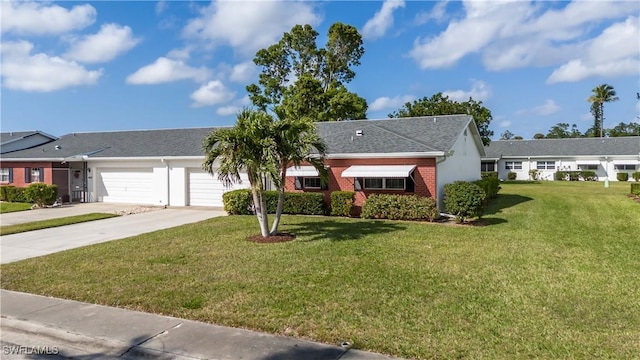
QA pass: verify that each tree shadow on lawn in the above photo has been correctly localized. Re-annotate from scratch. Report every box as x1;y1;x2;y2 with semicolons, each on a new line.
483;194;533;216
284;218;406;242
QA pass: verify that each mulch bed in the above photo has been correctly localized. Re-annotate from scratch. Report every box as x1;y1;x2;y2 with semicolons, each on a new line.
247;233;296;243
627;194;640;204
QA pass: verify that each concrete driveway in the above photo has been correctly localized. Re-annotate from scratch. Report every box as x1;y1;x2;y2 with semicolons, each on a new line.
1;204;227;264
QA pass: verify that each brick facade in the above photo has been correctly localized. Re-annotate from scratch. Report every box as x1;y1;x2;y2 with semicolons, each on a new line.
0;161;56;187
285;157;437;214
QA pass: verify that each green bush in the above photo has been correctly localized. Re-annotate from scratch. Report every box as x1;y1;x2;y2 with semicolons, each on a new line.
474;177;500;199
0;186;8;201
361;194;439;222
444;181;486;223
222;189;253;215
617;172;629;182
528;169;539;181
330;191;354;216
632;171;640;182
1;186;30;203
555;171;591;181
555;171;566;181
481;172;498;179
631;183;640;196
24;183;57;207
581;170;597;181
507;171;517;180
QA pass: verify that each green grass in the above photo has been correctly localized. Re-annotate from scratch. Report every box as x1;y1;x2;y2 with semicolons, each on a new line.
0;213;120;235
0;202;33;213
2;182;639;359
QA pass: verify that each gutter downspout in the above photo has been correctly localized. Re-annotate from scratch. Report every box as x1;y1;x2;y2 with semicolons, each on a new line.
161;159;170;206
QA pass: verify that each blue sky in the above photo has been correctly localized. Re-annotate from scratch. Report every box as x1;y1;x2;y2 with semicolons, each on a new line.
1;0;639;139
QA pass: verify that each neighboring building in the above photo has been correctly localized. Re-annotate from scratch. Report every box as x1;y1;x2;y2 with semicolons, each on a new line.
1;131;58;154
285;115;485;212
0;115;484;210
483;137;640;181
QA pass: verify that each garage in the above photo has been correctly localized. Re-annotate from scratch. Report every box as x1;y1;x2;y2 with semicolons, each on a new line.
97;168;155;204
187;169;249;207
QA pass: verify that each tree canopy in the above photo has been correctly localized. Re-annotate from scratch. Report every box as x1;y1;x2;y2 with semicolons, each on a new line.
546;123;582;139
389;93;494;146
247;23;367;122
587;84;619;138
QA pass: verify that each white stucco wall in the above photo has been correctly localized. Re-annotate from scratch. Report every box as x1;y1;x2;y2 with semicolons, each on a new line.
436;126;482;209
495;157;639;181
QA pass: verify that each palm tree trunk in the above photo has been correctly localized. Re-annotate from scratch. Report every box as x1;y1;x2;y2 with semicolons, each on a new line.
251;187;270;237
269;170;287;235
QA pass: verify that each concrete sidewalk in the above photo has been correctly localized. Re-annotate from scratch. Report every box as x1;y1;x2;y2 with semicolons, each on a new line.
0;290;400;360
0;203;157;226
1;207;226;264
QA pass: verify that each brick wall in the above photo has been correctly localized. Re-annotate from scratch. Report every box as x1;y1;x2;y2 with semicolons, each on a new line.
285;157;437;213
0;162;54;187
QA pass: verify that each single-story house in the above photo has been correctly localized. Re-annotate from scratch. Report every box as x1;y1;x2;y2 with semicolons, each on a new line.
1;131;58;154
482;137;640;181
286;115;484;212
0;115;484;210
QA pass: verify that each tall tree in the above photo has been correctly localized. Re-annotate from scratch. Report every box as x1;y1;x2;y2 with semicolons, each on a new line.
389;93;494;145
546;123;582;138
247;23;367;122
608;122;640;137
587;84;619;137
202;109;279;237
500;130;514;140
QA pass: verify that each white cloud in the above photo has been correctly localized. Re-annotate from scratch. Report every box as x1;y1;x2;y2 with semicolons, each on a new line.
183;1;320;56
499;120;512;128
362;0;405;40
1;1;96;35
1;41;102;92
415;0;449;25
408;0;639;81
64;24;140;64
532;99;561;116
443;80;491;102
167;47;192;61
229;62;256;83
126;57;211;85
547;16;639;83
156;1;168;15
369;95;415;111
191;80;235;107
217;106;241;116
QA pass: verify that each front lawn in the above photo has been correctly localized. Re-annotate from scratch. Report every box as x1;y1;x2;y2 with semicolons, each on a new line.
1;182;638;359
0;213;120;236
0;202;32;213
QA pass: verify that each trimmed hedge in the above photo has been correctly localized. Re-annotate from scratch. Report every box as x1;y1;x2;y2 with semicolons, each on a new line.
444;181;486;223
555;171;596;181
0;186;30;203
361;194;439;222
474;177;500;200
481;172;498;179
330;191;354;217
24;183;58;207
507;171;517;180
631;183;640;196
222;189;325;215
633;171;640;182
617;172;629;182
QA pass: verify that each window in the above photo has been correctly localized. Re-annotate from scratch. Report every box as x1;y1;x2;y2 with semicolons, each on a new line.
25;167;43;183
363;178;405;190
0;168;12;183
505;161;522;170
579;164;598;170
615;164;636;171
303;177;322;189
481;162;496;172
536;161;556;170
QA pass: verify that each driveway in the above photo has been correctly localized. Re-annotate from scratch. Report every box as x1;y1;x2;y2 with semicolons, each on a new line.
1;204;227;264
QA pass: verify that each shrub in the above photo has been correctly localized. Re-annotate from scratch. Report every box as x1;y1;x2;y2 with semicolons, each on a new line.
555;171;566;181
361;194;439;222
581;170;597;181
633;171;640;182
507;171;517;180
481;172;498;179
222;189;253;215
24;183;57;207
0;186;8;201
279;192;324;215
474;177;500;200
330;191;354;216
1;186;30;203
617;172;629;182
529;169;539;181
444;181;486;223
631;183;640;196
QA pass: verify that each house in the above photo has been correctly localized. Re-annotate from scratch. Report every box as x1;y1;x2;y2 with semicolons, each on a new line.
482;137;640;181
0;115;484;210
285;115;485;212
1;131;58;154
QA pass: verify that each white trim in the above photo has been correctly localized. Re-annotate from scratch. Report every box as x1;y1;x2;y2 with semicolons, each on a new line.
327;152;443;159
286;166;321;177
612;159;639;165
341;165;416;178
576;160;601;165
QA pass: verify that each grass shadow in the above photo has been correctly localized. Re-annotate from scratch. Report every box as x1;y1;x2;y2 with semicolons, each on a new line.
284;218;406;242
483;194;533;216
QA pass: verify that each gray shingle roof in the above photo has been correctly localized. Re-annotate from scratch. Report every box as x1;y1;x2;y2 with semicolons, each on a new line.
1;131;58;154
0;115;476;160
484;137;640;159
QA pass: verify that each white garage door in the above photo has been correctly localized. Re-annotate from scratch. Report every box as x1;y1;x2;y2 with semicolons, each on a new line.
188;169;250;207
97;168;154;204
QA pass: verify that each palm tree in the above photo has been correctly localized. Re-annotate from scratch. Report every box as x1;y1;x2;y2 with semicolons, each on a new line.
588;84;619;137
202;108;279;237
269;109;327;234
